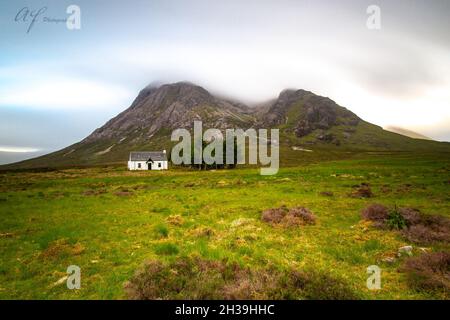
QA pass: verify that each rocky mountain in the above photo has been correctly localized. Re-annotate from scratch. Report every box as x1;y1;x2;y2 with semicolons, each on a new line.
2;82;449;169
84;82;254;144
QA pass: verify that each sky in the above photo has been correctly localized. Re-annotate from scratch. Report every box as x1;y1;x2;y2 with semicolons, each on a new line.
1;0;450;164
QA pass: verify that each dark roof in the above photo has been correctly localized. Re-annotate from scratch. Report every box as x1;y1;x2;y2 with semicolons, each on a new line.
129;151;167;161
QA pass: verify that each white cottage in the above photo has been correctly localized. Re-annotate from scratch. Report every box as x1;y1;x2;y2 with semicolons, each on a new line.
128;151;168;170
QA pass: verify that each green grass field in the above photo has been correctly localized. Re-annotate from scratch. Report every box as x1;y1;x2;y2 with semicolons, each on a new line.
0;152;449;299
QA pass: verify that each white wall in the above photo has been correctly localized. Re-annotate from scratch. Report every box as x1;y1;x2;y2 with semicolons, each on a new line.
128;161;148;170
128;161;168;170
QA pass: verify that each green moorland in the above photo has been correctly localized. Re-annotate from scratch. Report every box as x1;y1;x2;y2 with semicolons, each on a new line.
0;151;449;299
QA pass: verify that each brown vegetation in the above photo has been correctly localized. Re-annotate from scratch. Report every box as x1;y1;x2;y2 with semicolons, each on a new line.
40;239;85;259
361;204;450;244
262;206;316;227
350;183;373;198
124;256;358;300
400;252;450;297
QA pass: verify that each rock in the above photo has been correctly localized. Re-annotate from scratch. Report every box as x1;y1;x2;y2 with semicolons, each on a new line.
51;275;68;288
381;257;396;264
398;245;413;256
217;180;228;186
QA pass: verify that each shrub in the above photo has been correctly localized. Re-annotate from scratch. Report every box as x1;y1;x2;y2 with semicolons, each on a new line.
124;256;358;300
289;270;359;300
385;207;408;230
289;207;316;225
400;252;450;296
402;215;450;244
262;206;316;227
261;206;287;224
398;207;422;226
361;204;389;227
361;204;450;244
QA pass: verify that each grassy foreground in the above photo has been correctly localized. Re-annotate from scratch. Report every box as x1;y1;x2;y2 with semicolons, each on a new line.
0;152;449;299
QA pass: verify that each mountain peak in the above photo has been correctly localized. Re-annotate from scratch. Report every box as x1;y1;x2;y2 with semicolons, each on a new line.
4;82;449;170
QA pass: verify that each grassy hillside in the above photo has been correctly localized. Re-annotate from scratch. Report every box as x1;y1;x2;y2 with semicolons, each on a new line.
0;152;449;299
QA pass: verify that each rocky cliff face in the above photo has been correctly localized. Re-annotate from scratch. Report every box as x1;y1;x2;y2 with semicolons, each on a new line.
83;82;255;145
262;89;360;137
3;81;448;169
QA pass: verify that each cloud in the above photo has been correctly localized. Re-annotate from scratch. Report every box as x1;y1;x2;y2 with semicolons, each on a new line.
0;76;133;110
338;38;450;99
0;145;40;153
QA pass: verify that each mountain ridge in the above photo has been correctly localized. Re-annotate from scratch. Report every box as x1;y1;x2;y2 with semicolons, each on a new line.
2;82;449;169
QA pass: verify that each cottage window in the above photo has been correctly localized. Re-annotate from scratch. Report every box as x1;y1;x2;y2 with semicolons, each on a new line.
158;163;161;168
138;163;141;169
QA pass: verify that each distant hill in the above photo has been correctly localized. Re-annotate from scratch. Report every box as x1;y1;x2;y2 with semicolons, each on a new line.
384;126;433;140
2;82;449;170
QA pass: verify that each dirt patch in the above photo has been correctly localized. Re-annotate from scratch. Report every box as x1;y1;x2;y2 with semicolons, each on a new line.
84;182;106;189
399;252;450;297
395;184;413;194
319;191;334;197
380;185;391;194
189;226;215;238
0;232;15;238
350;183;373;198
114;188;134;197
40;239;85;259
82;189;107;196
114;191;133;197
166;215;184;226
262;206;316;227
184;182;196;187
124;256;358;300
361;204;450;244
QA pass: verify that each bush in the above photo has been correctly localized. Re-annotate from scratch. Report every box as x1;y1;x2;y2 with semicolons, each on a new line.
361;204;389;227
289;270;359;300
385;207;408;230
400;252;450;297
261;206;288;224
361;204;450;244
398;207;422;226
289;207;317;225
402;215;450;244
262;206;316;227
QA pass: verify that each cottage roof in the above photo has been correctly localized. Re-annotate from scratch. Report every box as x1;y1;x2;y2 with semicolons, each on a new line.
129;151;167;161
